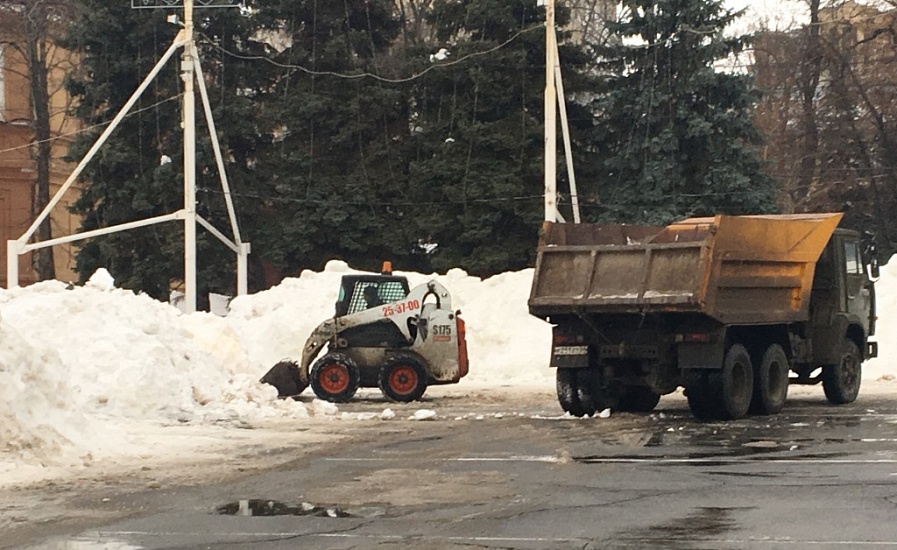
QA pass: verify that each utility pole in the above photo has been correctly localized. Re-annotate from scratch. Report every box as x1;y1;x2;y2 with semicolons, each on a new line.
182;0;197;312
543;0;557;223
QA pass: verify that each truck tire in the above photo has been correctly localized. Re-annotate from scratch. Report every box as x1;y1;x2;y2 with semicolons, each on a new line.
310;352;361;403
750;344;789;415
556;368;586;417
710;344;754;420
576;368;618;416
617;386;661;413
684;370;717;421
823;338;862;405
379;354;428;402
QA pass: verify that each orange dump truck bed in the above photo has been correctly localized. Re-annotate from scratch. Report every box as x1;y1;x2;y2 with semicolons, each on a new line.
528;213;844;325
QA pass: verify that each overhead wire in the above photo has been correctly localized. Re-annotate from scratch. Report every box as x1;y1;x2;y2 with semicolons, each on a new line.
0;94;184;159
196;23;545;84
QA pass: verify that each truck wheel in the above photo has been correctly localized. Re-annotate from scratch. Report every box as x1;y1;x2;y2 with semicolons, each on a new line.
823;338;862;405
576;368;618;416
617;386;661;413
556;368;586;417
750;344;789;415
684;370;717;421
709;344;754;420
379;354;428;402
310;352;360;403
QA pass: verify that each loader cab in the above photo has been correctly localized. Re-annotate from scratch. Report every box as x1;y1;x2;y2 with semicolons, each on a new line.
335;275;410;316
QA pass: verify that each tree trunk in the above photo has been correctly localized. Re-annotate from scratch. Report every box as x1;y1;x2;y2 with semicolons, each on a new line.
25;0;55;280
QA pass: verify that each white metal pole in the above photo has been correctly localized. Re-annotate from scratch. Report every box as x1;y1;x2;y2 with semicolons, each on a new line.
191;45;242;245
182;0;197;313
553;40;580;223
237;243;250;296
6;241;19;287
543;0;558;223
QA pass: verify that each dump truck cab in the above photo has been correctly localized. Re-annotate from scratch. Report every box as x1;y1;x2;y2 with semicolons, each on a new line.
802;229;877;373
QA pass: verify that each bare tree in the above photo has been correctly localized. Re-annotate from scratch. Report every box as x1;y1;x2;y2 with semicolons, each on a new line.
0;0;77;281
753;0;897;260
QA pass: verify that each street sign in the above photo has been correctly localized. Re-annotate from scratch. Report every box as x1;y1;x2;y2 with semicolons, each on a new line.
131;0;243;8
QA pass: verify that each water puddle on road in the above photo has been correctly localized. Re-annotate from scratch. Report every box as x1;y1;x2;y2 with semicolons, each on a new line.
217;499;355;518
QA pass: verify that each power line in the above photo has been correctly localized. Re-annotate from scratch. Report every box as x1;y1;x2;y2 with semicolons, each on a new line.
198;23;545;84
0;94;184;159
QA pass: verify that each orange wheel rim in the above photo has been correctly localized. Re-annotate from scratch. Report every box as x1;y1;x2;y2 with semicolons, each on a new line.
319;364;349;394
389;366;418;395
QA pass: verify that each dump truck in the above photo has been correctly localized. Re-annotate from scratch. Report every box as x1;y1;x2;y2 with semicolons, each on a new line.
261;265;469;403
528;213;878;420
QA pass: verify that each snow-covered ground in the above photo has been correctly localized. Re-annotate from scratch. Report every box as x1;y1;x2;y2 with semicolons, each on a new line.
0;258;894;487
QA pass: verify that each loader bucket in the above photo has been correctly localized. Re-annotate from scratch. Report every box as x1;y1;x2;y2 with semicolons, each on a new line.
260;360;308;398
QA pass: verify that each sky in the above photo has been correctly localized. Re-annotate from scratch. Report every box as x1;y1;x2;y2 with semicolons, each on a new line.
1;255;895;487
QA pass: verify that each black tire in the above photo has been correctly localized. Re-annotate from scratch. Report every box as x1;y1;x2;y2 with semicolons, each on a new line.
260;360;309;398
309;352;360;403
379;354;428;402
684;370;717;421
617;386;661;413
556;368;585;417
823;338;862;405
576;368;619;416
710;344;754;420
750;344;789;415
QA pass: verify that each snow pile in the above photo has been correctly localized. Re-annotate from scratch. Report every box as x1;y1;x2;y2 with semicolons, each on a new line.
0;262;551;475
0;256;895;478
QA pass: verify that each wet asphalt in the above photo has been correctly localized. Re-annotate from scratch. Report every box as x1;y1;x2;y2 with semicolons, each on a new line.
10;387;897;550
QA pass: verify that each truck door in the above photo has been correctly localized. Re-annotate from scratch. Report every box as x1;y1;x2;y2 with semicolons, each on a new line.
843;238;874;337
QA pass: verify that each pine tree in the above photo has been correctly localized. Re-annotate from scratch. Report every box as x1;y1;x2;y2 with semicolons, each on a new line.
403;0;598;276
590;0;777;225
249;0;415;275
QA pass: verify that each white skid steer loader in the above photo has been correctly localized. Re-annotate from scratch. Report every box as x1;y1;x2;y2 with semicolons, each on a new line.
261;264;469;403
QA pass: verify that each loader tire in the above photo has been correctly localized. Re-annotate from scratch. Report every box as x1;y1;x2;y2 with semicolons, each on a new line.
556;368;585;417
310;352;360;403
379;354;428;402
617;386;661;413
823;338;862;405
749;344;789;415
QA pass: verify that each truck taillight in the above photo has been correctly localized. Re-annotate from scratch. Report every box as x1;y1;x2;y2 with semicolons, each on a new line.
678;333;712;343
553;334;583;345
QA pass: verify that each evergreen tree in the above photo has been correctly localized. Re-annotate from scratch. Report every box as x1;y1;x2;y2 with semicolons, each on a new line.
404;0;598;276
590;0;776;225
64;2;276;300
249;0;415;275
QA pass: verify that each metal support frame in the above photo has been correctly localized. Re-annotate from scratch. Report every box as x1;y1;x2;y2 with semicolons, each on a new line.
542;0;580;224
7;0;249;314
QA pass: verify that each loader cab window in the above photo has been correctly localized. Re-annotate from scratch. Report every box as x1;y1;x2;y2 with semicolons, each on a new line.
347;281;408;314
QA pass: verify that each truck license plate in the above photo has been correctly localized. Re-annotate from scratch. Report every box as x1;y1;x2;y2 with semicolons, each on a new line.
554;345;588;356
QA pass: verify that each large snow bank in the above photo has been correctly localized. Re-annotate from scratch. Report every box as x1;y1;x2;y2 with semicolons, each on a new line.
0;256;894;478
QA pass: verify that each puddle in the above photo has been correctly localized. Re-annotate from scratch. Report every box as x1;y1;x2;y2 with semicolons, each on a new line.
217;499;355;518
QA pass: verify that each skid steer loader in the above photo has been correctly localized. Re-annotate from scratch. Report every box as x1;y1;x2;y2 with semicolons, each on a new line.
261;264;469;403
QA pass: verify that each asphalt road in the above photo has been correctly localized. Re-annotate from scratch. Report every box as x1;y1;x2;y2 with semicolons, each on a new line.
10;386;897;550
